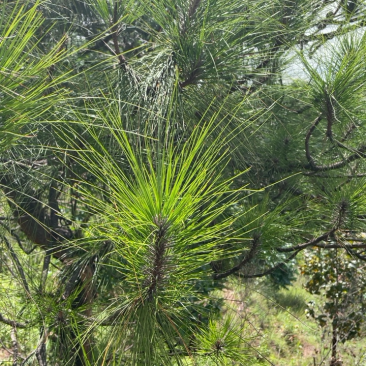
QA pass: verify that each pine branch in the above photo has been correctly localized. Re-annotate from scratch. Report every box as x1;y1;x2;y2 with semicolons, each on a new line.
213;235;261;280
15;232;37;256
216;202;358;280
314;242;366;250
0;221;36;255
305;115;366;171
345;248;366;261
306;145;366;171
0;313;28;329
303;173;366;178
179;58;203;88
241;250;301;279
305;114;322;170
22;332;49;366
276;230;336;253
35;342;47;366
112;2;127;70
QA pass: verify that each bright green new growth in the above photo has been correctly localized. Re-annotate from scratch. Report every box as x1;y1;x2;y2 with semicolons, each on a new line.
53;99;248;364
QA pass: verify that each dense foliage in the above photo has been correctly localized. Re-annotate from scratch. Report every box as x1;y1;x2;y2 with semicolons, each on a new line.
1;0;366;365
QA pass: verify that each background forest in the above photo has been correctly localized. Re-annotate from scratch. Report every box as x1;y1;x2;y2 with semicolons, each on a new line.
1;0;366;365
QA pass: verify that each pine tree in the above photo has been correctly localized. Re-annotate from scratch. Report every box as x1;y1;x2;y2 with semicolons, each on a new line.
1;0;366;365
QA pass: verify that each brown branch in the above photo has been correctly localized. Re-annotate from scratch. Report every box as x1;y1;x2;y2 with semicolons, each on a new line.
0;177;72;261
214;209;350;280
82;33;114;55
304;17;366;44
21;350;36;366
345;248;366;261
341;123;356;142
305;115;366;171
241;250;301;278
276;229;336;253
325;96;334;139
316;242;366;249
228;6;366;95
213;235;261;280
303;172;366;178
0;179;46;245
307;145;366;171
305;114;322;170
35;341;47;366
0;313;28;329
181;0;202;35
277;211;366;253
179;58;203;88
21;328;49;366
12;231;36;255
0;221;36;255
112;2;127;69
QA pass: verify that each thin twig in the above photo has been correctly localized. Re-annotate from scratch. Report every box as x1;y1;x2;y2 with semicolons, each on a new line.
21;349;36;366
3;236;31;296
241;250;301;278
303;172;366;178
213;235;261;280
0;221;36;254
276;229;335;253
21;329;49;366
305;114;322;170
12;231;36;255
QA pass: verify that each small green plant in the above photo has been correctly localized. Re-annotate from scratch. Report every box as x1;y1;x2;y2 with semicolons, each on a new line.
302;249;366;365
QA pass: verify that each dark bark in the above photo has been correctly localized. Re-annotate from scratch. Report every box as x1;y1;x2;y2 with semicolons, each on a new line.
304;114;366;172
240;250;301;279
213;235;261;280
276;230;336;253
112;2;127;70
35;341;47;366
0;313;28;329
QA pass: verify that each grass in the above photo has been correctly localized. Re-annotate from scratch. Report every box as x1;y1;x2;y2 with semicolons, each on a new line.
219;276;366;366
